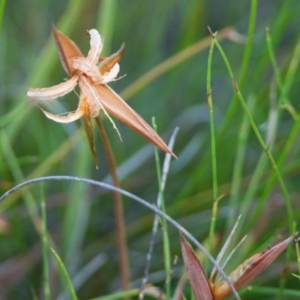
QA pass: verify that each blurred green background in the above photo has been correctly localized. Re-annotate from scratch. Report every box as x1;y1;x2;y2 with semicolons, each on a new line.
1;0;300;299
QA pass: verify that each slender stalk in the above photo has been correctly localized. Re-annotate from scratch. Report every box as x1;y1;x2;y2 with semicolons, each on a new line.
95;117;129;291
183;5;257;196
51;248;78;300
139;127;178;300
247;35;300;227
0;129;83;213
0;0;6;38
238;0;258;82
40;184;50;300
227;95;255;231
266;28;297;119
151;118;171;299
96;0;117;55
206;34;219;261
90;289;140;300
212;0;258;144
213;35;294;235
1;130;40;229
293;222;300;284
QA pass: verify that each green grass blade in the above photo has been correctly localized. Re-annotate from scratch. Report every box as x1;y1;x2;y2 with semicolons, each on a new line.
213;35;294;235
96;0;117;55
89;289;140;300
40;184;50;300
206;34;219;261
50;248;78;300
152;117;171;299
227;95;255;231
0;0;6;38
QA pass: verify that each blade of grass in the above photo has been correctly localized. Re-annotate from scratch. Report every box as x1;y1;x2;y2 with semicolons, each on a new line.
50;248;78;300
211;0;258;147
240;286;300;298
0;128;83;213
177;2;257;199
226;95;255;231
248;33;300;227
266;27;297;119
139;127;179;300
61;142;92;270
212;31;294;235
40;183;50;300
90;288;140;300
0;0;6;38
206;34;219;265
1;130;40;229
96;0;117;56
293;222;300;284
151;117;171;299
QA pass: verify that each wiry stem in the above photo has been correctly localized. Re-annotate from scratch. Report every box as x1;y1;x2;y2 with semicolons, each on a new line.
95;116;130;291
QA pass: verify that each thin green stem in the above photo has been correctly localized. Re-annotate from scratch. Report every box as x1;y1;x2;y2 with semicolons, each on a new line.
214;36;294;235
239;0;258;82
206;33;218;201
266;28;297;119
227;95;255;231
95;117;130;291
51;248;78;300
213;0;258;142
206;34;219;260
244;35;300;232
152;117;171;299
0;0;6;38
90;289;140;300
96;0;117;55
40;184;50;300
1;130;40;228
0;129;83;213
293;222;300;284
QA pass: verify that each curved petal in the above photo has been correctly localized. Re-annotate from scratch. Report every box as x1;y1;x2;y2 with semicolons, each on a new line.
53;27;83;76
37;105;83;123
94;84;176;157
101;63;120;84
86;29;103;64
27;76;78;101
99;43;124;74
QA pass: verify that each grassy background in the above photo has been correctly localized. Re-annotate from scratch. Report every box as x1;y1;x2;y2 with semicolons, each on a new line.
1;0;300;299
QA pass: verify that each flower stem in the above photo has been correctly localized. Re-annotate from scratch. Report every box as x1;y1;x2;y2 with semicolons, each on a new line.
95;116;130;291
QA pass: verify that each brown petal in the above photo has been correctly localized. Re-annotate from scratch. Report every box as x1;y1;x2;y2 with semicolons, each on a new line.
99;43;125;75
94;84;176;158
27;75;78;100
213;233;297;300
52;26;83;76
180;234;215;300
